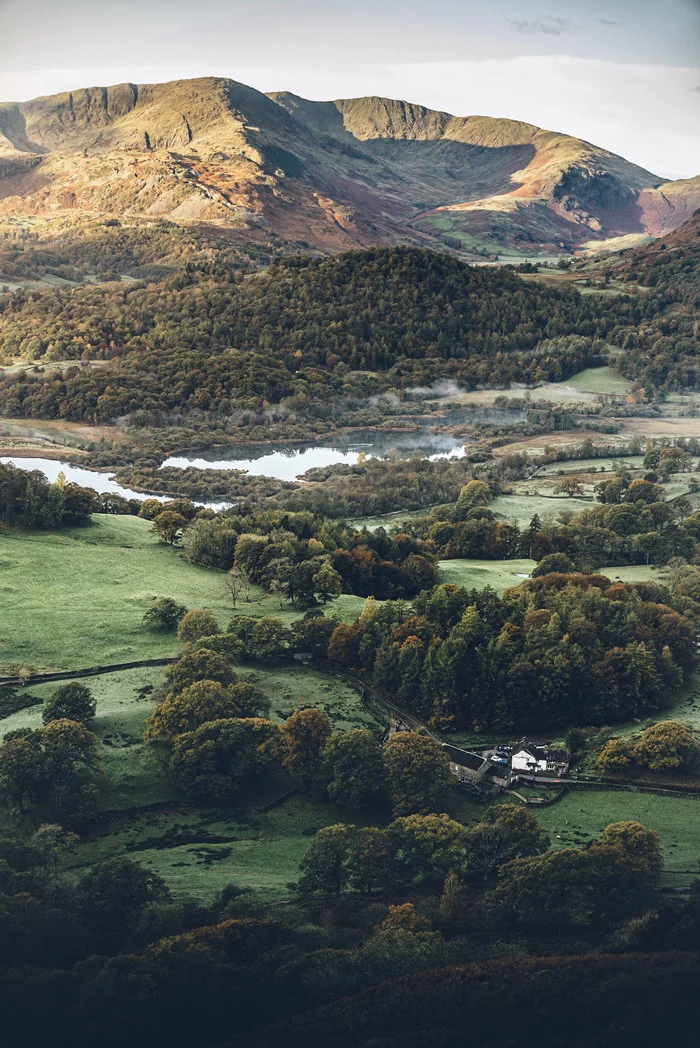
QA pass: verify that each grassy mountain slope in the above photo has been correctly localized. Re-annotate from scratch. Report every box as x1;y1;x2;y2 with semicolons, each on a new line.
0;77;696;256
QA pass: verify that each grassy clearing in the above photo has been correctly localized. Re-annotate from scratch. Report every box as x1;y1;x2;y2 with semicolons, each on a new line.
564;366;633;395
0;515;365;672
490;492;593;526
349;507;435;532
439;558;536;593
66;793;391;902
535;792;700;887
538;456;644;476
438;558;663;595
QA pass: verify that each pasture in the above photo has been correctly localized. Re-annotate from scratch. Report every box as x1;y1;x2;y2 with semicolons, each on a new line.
535;791;700;887
0;515;366;672
489;491;593;525
564;366;633;395
439;558;536;592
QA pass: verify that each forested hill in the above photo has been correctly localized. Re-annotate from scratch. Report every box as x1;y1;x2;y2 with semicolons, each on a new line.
0;247;643;423
608;210;700;393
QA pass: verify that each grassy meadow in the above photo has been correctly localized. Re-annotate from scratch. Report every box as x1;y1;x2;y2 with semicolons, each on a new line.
0;514;366;672
535;792;700;888
564;366;633;395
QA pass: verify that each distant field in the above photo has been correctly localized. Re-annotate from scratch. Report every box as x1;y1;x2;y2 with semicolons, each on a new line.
439;558;536;592
349;506;434;532
0;516;365;672
538;456;644;476
565;366;633;395
490;491;593;525
438;558;663;595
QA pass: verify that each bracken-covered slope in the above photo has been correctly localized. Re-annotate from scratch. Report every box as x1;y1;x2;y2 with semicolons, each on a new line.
0;77;697;254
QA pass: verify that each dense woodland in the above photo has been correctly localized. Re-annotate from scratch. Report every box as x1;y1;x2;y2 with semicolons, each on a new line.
323;575;696;730
0;247;644;423
613;209;700;392
0;220;696;447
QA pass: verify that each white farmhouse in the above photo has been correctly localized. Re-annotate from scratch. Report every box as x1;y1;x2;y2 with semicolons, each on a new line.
511;739;569;775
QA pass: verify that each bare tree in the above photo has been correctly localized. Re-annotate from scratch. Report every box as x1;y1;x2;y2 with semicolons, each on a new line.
223;568;244;609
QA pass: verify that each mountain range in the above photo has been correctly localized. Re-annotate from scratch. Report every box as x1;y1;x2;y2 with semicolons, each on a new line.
0;76;698;256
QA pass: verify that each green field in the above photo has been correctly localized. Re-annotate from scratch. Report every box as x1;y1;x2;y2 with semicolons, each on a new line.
349;506;434;532
564;366;633;395
489;492;594;526
0;515;366;672
538;456;644;476
535;792;700;887
438;557;663;595
439;558;536;592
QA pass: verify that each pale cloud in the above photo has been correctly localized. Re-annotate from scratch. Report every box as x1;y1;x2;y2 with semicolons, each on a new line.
510;16;568;35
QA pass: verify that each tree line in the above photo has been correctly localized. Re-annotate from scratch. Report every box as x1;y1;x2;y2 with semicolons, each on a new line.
325;575;696;731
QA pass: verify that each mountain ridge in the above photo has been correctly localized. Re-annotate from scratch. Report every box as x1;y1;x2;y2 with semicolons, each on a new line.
0;76;696;256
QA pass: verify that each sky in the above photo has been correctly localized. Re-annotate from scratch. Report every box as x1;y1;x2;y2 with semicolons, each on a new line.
0;0;698;179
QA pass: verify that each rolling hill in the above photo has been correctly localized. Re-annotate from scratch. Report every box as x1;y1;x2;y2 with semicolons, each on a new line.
0;76;697;256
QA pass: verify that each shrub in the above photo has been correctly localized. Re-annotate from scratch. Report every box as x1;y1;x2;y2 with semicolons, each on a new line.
143;597;188;632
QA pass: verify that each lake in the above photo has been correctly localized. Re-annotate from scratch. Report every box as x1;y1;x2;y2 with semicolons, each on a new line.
161;428;472;482
0;457;230;510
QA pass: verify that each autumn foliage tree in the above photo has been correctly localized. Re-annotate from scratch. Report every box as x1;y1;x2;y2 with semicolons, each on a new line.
153;510;187;545
177;609;219;645
145;679;270;740
282;708;332;792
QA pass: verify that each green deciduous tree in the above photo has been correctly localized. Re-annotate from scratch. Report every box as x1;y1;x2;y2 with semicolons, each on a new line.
143;597;188;632
321;729;384;810
313;560;343;604
168;718;285;800
77;856;170;941
347;826;395;894
42;682;96;726
389;813;467;885
165;647;237;695
145;679;268;740
177;609;219;645
297;824;351;896
382;732;452;816
0;719;102;825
